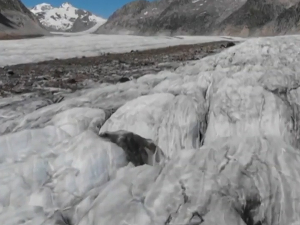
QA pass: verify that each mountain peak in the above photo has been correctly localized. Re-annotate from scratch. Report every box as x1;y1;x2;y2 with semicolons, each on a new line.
60;2;74;8
31;3;53;13
30;2;107;32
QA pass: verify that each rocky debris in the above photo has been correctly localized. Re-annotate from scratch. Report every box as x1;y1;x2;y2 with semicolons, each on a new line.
220;42;236;48
99;130;166;166
0;40;236;98
119;77;130;83
7;70;14;76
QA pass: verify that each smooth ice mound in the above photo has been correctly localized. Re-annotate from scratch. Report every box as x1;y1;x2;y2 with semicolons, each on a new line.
2;35;300;224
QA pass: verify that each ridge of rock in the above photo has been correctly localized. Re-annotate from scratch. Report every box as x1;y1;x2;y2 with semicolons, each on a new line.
0;0;50;39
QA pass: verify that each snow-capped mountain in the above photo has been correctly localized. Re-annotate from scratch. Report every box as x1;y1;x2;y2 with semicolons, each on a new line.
31;2;107;32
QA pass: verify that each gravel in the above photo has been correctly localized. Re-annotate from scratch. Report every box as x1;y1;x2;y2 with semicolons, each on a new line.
0;40;237;99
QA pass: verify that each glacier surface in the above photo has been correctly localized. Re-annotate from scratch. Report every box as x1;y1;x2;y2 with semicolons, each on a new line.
0;34;243;66
1;35;300;225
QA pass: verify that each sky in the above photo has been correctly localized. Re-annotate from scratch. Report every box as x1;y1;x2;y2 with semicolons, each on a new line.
23;0;135;18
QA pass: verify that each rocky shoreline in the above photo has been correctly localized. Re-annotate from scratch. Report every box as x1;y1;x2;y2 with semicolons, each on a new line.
0;40;237;98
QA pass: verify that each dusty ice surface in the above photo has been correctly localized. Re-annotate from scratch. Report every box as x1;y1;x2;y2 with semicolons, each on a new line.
50;20;109;36
0;34;243;66
2;35;300;224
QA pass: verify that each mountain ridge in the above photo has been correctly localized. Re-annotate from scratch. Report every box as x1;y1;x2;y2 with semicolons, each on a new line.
95;0;300;36
0;0;49;39
30;2;107;32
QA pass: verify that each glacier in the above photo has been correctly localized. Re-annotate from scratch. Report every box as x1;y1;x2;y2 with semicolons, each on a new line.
1;34;300;225
0;34;243;67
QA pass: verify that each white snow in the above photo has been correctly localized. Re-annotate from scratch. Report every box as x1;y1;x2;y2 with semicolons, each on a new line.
50;20;108;35
31;2;54;12
0;34;244;66
2;35;300;224
30;2;106;31
89;14;106;24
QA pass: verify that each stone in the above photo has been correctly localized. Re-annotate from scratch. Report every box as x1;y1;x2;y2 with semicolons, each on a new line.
119;77;130;83
7;70;14;75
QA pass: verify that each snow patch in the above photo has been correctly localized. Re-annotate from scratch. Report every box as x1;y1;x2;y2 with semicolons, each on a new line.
31;3;53;13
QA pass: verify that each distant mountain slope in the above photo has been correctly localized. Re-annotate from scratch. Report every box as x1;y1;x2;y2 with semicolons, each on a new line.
95;0;247;35
265;1;300;35
30;2;107;32
95;0;300;36
214;0;298;36
0;0;49;39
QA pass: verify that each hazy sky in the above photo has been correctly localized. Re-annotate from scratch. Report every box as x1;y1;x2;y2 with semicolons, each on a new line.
23;0;136;18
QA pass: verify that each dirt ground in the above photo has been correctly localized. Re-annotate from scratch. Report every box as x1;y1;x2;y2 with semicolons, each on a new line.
0;40;237;97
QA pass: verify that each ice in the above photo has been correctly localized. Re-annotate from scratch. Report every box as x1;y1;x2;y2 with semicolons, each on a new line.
100;93;175;141
49;107;106;136
2;35;300;224
0;35;244;66
157;95;203;158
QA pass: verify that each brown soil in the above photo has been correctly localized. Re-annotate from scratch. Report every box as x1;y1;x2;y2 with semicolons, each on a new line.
0;33;44;40
0;40;237;98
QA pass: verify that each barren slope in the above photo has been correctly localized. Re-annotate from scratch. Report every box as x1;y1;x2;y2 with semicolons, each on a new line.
215;0;300;36
96;0;246;35
96;0;300;36
0;0;49;39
